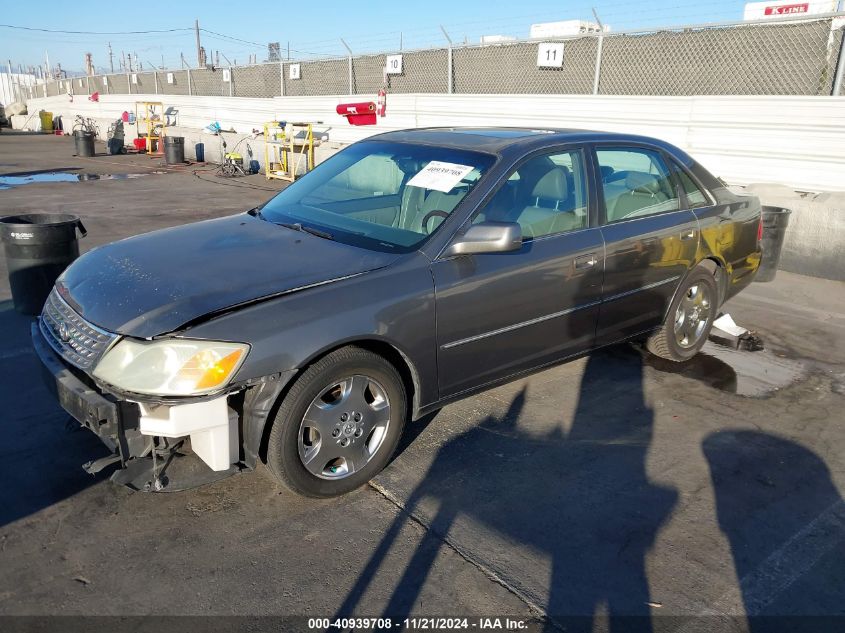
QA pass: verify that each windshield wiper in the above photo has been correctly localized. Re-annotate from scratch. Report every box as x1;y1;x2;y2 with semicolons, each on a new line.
279;222;334;241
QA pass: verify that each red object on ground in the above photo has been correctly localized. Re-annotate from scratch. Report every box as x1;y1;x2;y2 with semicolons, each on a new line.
377;89;386;117
133;138;147;151
336;102;377;126
88;92;99;102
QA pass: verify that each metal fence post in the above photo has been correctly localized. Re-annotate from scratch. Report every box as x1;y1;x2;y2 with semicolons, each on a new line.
154;70;159;94
279;61;285;97
229;66;234;97
341;39;354;94
440;25;453;94
86;75;90;95
833;33;845;96
127;72;132;94
592;35;604;95
187;68;193;95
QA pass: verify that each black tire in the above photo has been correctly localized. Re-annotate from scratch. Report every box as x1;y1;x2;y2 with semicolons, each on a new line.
266;346;407;497
646;265;719;362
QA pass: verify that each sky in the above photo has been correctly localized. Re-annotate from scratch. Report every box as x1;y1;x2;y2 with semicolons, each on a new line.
2;0;753;73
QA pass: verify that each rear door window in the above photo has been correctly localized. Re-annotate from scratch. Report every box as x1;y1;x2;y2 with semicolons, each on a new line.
596;148;680;224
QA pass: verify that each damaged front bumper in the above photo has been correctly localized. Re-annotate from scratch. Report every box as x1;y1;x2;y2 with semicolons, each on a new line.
31;321;293;491
32;321;148;468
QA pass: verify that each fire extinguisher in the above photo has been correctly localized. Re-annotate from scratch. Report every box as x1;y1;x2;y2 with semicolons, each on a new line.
377;88;387;118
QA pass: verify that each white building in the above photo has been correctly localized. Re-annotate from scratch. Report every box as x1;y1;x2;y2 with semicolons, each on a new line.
528;20;608;39
480;35;518;44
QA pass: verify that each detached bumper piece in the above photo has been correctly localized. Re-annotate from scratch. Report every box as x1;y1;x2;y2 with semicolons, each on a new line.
32;321;242;492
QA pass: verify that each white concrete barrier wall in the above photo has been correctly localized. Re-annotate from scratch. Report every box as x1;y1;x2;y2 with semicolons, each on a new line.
20;92;845;192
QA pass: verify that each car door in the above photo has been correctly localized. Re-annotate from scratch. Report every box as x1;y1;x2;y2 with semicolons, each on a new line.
432;148;605;397
593;145;700;346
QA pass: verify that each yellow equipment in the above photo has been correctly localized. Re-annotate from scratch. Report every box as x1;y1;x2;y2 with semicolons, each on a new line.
264;121;316;182
135;101;166;156
39;111;53;133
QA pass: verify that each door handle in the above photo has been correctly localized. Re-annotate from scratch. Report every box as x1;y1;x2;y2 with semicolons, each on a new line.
574;253;598;269
680;229;696;241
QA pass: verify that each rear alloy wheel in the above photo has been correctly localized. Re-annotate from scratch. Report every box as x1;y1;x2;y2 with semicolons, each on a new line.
646;266;718;362
267;347;406;497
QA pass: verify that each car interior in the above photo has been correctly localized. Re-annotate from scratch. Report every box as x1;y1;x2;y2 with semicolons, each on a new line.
297;146;689;247
597;149;681;222
475;153;588;238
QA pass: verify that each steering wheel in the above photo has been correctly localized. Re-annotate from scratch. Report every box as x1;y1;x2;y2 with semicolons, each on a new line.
421;210;449;234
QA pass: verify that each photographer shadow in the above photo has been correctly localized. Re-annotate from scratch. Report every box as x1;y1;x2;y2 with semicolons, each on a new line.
335;345;678;631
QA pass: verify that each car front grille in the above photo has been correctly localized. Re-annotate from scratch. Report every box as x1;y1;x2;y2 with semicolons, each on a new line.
40;288;118;370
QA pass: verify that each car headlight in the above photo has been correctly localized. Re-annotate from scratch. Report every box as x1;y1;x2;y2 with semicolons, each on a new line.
92;338;249;396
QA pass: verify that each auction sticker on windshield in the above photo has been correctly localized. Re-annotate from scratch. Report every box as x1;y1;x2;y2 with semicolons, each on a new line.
407;161;474;193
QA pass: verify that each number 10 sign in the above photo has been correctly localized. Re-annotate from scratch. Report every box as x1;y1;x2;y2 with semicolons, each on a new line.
537;43;564;68
385;54;403;75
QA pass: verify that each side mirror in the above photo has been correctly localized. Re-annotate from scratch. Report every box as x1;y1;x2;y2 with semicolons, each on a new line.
442;221;523;257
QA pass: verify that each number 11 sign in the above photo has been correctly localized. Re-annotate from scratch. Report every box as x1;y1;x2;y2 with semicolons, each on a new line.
537;43;564;68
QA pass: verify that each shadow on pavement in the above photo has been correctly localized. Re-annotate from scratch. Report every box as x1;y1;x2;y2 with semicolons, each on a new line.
0;301;109;528
703;430;845;631
334;346;678;631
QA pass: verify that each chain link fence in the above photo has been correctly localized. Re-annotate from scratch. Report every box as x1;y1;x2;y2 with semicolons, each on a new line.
36;14;845;100
232;63;279;98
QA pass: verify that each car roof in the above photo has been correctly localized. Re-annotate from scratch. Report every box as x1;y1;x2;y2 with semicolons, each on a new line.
368;127;678;155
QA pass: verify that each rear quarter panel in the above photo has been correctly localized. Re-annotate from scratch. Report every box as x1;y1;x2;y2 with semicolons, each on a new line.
694;187;762;302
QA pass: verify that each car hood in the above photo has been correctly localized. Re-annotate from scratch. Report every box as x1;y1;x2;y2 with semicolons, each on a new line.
58;213;398;338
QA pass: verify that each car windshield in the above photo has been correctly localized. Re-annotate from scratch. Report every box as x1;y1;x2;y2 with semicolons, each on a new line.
258;140;496;252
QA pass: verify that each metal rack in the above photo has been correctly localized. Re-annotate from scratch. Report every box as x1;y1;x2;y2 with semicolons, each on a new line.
135;101;166;156
264;121;316;182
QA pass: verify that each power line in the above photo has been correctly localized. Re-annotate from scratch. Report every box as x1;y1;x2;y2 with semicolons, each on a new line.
200;28;263;48
0;23;192;35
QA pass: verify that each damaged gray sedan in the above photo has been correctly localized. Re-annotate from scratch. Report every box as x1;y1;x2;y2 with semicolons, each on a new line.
33;128;762;496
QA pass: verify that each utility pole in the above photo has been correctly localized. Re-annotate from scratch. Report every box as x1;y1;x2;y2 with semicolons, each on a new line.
45;50;51;78
108;42;114;73
287;42;290;61
180;53;187;69
195;19;202;67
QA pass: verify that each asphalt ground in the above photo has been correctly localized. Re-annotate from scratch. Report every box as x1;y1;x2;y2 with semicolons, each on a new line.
1;132;844;632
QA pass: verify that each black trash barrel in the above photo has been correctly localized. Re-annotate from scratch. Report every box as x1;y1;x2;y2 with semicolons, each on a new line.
0;214;87;315
756;206;792;283
164;136;185;164
74;130;95;157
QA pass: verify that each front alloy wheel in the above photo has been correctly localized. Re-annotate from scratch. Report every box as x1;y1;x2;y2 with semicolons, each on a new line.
299;375;392;479
267;347;407;497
